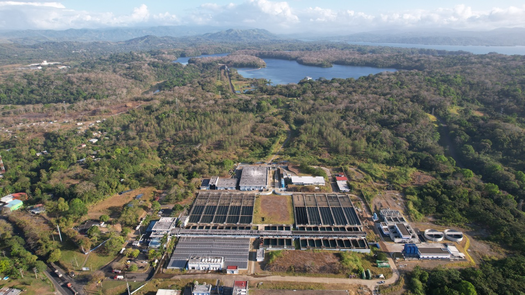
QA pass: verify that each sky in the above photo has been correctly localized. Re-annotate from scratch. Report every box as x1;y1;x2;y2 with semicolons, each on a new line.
1;0;525;33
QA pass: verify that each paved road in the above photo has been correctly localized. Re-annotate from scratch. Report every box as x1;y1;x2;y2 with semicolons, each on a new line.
44;268;74;295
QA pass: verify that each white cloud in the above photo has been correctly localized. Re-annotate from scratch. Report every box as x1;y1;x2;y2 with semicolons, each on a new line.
0;1;524;33
0;1;64;8
0;2;180;30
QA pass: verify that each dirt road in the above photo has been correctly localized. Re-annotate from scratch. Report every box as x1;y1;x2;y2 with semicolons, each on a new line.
169;262;399;293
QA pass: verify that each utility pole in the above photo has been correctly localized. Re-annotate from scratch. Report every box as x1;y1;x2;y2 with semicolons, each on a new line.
57;224;63;242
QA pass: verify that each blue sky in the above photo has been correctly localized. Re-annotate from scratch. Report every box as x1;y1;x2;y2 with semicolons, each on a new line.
1;0;525;33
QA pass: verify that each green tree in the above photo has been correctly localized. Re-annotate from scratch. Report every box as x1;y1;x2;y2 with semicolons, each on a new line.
33;260;47;273
87;226;101;240
47;249;61;263
0;258;11;274
129;264;138;272
151;201;161;212
456;281;477;295
57;198;69;212
100;215;110;223
130;249;140;258
68;198;87;218
104;234;125;254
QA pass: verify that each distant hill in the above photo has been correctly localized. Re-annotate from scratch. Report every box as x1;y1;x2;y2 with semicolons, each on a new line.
325;28;525;46
0;26;225;44
0;27;282;45
200;29;280;42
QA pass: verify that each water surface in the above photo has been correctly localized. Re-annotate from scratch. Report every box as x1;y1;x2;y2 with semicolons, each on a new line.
346;42;525;55
236;58;396;85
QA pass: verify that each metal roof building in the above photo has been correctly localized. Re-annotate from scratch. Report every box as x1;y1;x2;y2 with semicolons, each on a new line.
167;237;250;270
290;176;326;186
239;166;268;191
216;178;238;190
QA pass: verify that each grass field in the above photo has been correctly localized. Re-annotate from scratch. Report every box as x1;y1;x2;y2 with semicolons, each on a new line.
60;239;115;273
0;276;55;295
253;195;294;224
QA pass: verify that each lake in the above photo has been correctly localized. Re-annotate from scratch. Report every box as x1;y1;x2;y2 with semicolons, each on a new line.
175;54;397;85
175;53;229;65
236;59;396;85
346;42;525;55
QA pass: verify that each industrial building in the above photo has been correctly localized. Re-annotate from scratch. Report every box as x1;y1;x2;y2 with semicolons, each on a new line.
239;166;268;191
187;256;224;271
192;282;211;295
378;209;419;243
150;217;177;238
335;176;350;192
200;179;210;190
167;237;251;270
290;176;325;186
216;178;238;190
402;243;466;260
167;192;371;274
156;290;180;295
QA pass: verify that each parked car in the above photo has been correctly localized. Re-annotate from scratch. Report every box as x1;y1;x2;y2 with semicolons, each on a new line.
114;275;124;280
113;269;122;274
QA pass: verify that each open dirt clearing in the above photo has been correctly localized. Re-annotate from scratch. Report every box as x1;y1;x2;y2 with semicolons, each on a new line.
371;190;405;213
88;186;156;219
265;250;343;274
254;195;294;224
411;171;434;186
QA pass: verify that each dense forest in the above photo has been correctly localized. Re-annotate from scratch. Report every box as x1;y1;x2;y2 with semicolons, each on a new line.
0;39;524;294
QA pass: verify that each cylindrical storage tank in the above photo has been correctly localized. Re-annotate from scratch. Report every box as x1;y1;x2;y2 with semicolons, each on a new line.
424;229;444;242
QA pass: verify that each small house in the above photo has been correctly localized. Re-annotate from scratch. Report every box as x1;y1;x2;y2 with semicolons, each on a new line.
233;281;248;295
226;265;239;274
88;139;98;144
5;200;23;212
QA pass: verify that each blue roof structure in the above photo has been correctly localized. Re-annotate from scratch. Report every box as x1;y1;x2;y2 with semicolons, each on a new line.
6;199;23;208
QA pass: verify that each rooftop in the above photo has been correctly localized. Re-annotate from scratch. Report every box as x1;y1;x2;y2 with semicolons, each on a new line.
396;223;410;236
193;283;212;293
239;166;268;187
418;247;449;254
290;176;326;185
152;217;177;231
216;178;238;188
168;237;250;270
5;200;23;208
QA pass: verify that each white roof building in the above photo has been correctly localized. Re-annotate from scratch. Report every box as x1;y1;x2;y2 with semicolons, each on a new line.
290;176;325;186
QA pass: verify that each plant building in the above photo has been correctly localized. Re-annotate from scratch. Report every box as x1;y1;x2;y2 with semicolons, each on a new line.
239;166;268;191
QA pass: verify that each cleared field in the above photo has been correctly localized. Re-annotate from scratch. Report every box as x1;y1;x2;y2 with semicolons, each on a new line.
1;276;55;295
87;187;156;219
254;195;294;224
